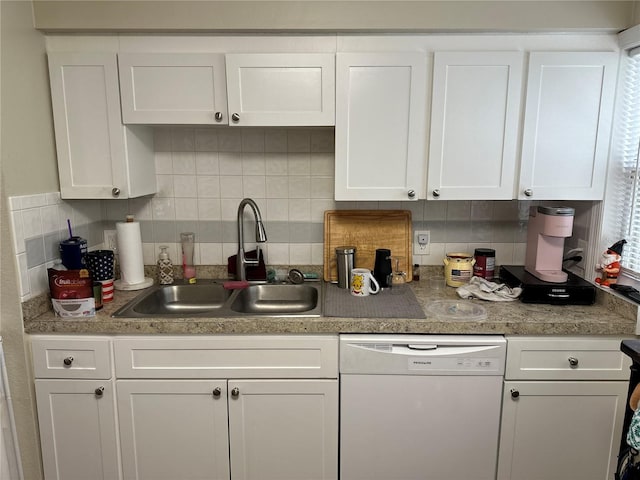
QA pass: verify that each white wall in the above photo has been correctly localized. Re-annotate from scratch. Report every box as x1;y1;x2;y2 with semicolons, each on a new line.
0;1;53;478
32;0;635;33
1;0;58;198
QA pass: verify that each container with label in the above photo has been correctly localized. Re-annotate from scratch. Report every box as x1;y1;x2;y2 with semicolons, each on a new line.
473;248;496;280
443;253;475;287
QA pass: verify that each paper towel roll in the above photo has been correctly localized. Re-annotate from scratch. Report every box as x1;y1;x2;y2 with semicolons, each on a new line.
116;221;146;286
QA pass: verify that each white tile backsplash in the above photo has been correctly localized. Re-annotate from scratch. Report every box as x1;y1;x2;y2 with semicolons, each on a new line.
172;151;196;174
197;198;221;220
151;197;176;220
195;128;219;152
22;208;42;238
10;127;542;303
175;198;198;220
219;152;243;175
41;205;60;234
195;152;219;175
11;211;25;254
173;175;197;198
155;152;173;174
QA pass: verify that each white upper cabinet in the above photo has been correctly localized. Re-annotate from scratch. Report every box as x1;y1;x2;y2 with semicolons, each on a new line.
518;52;618;200
48;52;156;199
225;53;335;126
428;51;524;200
118;53;228;124
335;52;428;201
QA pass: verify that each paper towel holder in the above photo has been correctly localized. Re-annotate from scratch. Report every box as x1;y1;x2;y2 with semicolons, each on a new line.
114;215;154;291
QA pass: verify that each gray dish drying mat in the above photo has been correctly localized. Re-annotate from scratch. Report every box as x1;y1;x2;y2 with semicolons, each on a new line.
323;283;426;319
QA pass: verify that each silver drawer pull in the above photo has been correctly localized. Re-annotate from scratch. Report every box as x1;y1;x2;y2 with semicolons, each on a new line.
231;387;240;397
568;357;579;367
63;356;74;366
94;386;104;397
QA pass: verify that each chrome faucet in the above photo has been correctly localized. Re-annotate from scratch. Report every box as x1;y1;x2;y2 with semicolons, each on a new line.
236;198;267;281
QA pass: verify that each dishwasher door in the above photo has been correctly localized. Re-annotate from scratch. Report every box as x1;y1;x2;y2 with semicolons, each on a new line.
340;335;506;480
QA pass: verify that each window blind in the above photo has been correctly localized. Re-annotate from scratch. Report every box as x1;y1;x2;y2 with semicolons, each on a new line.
613;54;640;274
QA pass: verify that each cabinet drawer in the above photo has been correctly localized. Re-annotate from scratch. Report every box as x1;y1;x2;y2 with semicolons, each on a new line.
114;335;339;379
32;336;112;379
505;336;631;380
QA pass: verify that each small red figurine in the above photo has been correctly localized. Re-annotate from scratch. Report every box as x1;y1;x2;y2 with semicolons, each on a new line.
595;239;627;287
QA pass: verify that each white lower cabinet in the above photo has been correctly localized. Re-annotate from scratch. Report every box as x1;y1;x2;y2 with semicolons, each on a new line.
228;379;338;480
116;380;231;480
32;335;338;480
116;379;338;480
35;380;120;480
498;336;631;480
32;337;120;480
114;335;339;480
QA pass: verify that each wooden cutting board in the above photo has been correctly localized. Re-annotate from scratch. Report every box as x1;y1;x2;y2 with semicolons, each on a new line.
324;210;413;282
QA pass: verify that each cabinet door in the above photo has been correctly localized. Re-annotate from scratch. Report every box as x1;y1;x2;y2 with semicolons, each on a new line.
335;52;428;201
48;53;129;199
48;53;155;199
428;51;523;200
116;380;230;480
35;379;120;480
119;53;228;124
228;379;338;480
519;52;618;200
498;380;628;480
225;53;335;126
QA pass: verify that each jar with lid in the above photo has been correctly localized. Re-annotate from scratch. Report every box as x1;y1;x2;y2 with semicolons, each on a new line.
443;253;475;287
473;248;495;280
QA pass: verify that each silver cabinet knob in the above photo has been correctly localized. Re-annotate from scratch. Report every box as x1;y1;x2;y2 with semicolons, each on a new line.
94;386;104;397
231;387;240;397
212;387;222;397
510;388;519;399
407;190;416;199
524;188;533;197
568;357;579;367
432;189;440;198
112;187;121;197
231;113;240;123
214;112;223;122
63;356;74;366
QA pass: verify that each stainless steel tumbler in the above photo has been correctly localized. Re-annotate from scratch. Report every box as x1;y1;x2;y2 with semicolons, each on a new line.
336;246;356;289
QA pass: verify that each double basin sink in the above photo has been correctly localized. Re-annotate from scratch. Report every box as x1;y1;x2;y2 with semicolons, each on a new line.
112;280;322;318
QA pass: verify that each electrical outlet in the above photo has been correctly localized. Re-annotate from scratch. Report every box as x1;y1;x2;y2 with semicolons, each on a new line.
414;230;430;256
104;230;118;253
576;238;588;274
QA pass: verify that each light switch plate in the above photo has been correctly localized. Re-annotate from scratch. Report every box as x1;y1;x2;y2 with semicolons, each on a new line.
414;230;430;256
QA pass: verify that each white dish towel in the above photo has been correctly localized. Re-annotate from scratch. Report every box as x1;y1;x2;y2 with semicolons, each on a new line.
456;276;522;302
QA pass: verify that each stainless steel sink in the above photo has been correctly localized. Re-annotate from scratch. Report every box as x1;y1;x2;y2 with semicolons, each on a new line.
229;284;320;315
113;282;232;317
112;281;322;318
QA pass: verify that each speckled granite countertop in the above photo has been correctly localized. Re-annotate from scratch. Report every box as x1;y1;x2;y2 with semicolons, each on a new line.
23;278;639;336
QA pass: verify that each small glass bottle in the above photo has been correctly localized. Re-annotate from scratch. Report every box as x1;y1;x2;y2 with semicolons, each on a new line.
157;245;174;285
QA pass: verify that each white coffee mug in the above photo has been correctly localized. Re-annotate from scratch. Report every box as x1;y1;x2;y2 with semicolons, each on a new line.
350;268;380;297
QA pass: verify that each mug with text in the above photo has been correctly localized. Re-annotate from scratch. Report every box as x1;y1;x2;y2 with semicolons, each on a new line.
350;268;380;297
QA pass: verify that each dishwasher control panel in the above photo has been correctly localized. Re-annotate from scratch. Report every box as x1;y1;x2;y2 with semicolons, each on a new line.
340;334;506;376
408;356;502;372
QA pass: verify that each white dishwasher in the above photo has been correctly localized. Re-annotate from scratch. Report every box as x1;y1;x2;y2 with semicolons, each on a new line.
340;334;506;480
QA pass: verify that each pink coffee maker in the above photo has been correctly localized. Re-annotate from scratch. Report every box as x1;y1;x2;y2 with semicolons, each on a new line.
524;206;575;283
